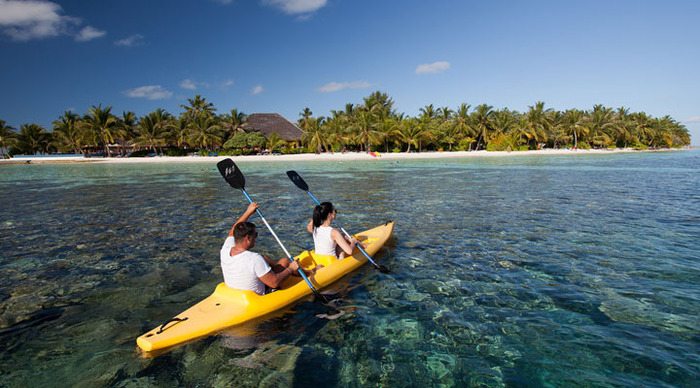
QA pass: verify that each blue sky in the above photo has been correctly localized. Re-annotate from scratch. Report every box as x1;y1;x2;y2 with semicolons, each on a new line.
1;0;699;144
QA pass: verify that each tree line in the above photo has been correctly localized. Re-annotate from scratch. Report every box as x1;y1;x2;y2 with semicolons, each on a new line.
0;91;691;158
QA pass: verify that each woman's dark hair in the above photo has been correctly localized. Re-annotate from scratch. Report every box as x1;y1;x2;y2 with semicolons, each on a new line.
312;202;334;228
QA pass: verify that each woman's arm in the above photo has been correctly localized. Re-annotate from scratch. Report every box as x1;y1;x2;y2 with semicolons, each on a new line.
306;219;314;234
332;228;357;255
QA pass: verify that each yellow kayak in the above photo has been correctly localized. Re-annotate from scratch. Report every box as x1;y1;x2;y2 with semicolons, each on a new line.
137;221;394;352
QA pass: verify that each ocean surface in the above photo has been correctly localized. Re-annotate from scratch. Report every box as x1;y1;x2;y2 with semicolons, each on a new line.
1;150;698;387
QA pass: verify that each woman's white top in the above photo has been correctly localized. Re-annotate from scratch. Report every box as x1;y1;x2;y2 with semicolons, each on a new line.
312;226;337;257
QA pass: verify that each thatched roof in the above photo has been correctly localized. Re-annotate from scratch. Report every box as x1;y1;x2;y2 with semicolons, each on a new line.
242;113;302;141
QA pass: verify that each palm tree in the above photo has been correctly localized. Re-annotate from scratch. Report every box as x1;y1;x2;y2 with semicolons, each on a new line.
52;111;85;154
118;111;138;156
586;104;615;148
82;105;121;157
301;116;329;153
491;109;519;150
266;132;285;153
453;103;473;150
15;124;52;154
181;95;216;123
377;115;402;152
298;107;315;132
391;118;427;152
351;108;384;152
136;109;173;153
220;108;247;140
324;110;353;152
612;107;635;148
169;117;191;149
0;120;17;158
363;91;394;121
471;104;495;150
521;101;551;149
561;109;587;149
187;115;222;151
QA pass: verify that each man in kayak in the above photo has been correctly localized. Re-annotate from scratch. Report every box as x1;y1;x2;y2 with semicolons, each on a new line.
220;202;299;295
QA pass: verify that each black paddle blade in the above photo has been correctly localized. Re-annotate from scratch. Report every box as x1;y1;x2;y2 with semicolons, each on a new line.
286;170;309;191
217;158;245;190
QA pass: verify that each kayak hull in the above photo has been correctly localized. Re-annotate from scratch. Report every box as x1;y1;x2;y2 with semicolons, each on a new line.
136;221;394;352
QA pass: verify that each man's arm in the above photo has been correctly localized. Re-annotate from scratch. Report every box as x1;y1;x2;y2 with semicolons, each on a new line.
228;202;259;237
259;260;300;289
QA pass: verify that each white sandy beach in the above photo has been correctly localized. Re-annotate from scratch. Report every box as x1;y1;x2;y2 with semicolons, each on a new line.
1;148;674;165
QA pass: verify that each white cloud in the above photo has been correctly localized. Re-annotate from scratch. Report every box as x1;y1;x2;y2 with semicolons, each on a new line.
75;25;105;41
114;34;144;47
684;116;700;123
180;79;197;90
262;0;327;15
0;0;80;41
318;81;371;93
221;79;235;88
415;61;451;74
124;85;173;100
251;85;264;95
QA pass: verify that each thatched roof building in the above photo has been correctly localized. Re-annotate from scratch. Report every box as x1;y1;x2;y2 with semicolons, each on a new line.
242;113;302;141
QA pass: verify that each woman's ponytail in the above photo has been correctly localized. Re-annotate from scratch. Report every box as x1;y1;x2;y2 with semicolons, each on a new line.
312;202;334;228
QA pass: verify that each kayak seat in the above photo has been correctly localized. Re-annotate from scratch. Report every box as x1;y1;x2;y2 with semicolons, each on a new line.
213;283;257;304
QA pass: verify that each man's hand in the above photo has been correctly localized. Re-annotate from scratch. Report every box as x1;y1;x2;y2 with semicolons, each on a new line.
245;202;259;214
289;260;300;275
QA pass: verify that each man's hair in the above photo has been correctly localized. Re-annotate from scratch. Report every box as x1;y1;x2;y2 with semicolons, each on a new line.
234;222;257;242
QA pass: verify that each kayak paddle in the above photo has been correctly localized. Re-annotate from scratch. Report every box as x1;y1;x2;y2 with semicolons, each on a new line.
286;170;390;274
216;159;327;301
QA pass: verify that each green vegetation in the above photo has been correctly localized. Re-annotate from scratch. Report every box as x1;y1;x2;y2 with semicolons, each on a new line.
0;92;691;157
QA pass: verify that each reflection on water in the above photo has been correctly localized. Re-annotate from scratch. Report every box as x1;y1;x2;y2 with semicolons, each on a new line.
1;151;699;386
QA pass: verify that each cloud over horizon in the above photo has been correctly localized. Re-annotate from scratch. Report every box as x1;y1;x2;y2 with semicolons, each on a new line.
0;0;105;42
318;81;371;93
415;61;451;74
124;85;173;100
180;79;197;90
114;34;144;47
75;26;105;42
251;85;264;95
262;0;327;15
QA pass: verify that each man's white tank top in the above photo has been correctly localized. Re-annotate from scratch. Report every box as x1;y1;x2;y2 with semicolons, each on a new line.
313;226;337;257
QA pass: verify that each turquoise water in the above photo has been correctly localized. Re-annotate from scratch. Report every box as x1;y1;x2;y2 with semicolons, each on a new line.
1;151;698;387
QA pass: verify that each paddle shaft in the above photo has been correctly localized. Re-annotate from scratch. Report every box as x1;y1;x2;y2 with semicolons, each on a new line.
304;191;382;268
240;189;321;295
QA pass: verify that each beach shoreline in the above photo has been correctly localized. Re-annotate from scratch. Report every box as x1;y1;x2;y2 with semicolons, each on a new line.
0;148;687;165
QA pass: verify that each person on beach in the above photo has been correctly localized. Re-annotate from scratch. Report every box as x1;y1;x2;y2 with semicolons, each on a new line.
220;202;299;295
306;202;359;259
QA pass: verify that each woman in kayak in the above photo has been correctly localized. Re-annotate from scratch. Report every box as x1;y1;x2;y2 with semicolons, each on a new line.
306;202;358;259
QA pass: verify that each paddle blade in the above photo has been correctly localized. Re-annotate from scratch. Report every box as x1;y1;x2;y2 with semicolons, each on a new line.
286;170;309;191
217;158;245;190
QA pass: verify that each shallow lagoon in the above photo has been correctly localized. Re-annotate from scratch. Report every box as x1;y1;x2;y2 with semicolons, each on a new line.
1;151;699;386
